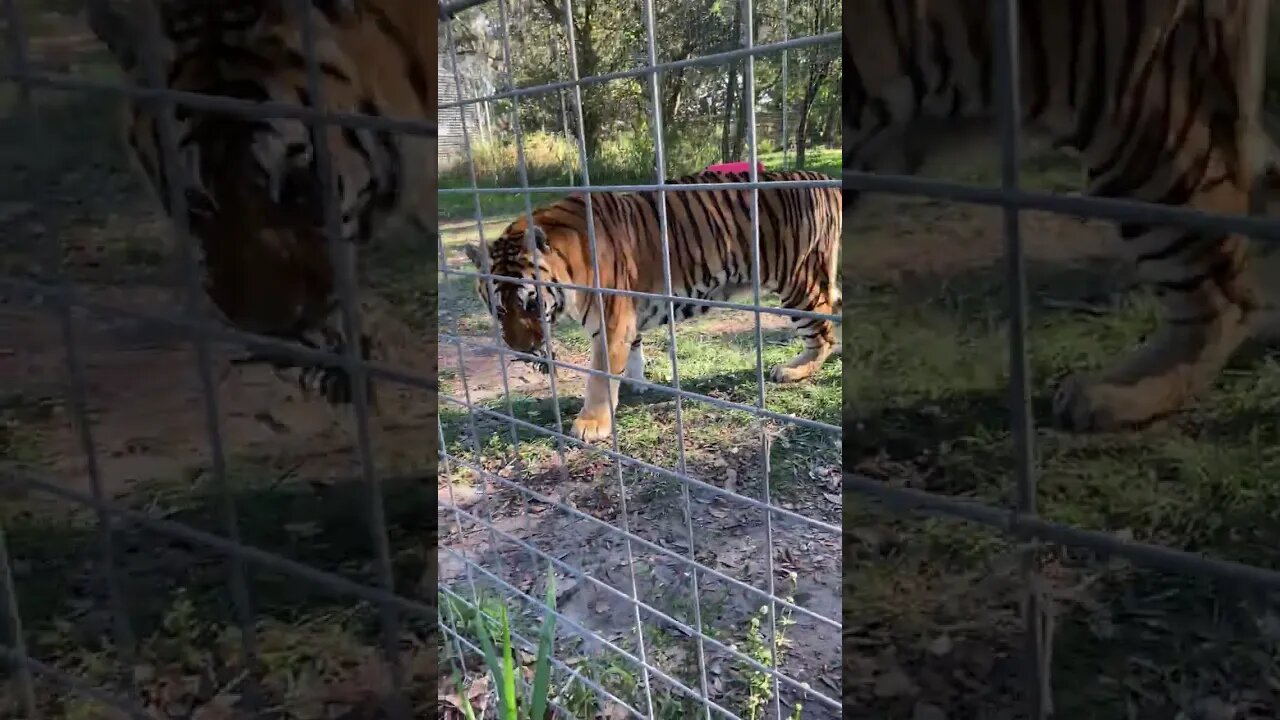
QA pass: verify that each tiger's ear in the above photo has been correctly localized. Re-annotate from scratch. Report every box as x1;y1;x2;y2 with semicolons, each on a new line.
462;243;484;268
528;225;550;254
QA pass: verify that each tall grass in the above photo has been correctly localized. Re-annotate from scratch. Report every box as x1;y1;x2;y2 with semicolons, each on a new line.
440;127;786;189
438;126;831;220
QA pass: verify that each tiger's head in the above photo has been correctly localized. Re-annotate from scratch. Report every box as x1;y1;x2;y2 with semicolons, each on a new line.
86;0;402;341
462;217;571;368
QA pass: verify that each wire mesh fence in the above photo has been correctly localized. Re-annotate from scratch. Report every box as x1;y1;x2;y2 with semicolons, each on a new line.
844;1;1280;717
436;0;841;717
1;1;437;718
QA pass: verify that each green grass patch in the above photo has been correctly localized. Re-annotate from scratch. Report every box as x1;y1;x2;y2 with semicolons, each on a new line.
845;252;1280;716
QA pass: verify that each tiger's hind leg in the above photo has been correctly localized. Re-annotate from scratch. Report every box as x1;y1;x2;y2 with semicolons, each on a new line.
1053;156;1259;431
771;285;837;383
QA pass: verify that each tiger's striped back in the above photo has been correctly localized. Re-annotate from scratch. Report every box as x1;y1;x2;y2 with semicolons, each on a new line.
476;170;841;321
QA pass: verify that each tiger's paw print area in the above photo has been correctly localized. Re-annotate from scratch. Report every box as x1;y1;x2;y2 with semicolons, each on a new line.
843;143;1280;717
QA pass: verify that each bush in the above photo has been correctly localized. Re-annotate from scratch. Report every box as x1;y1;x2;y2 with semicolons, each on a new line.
439;122;798;191
445;131;578;188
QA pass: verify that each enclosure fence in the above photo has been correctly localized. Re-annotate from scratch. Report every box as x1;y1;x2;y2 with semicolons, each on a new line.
843;1;1280;718
437;0;841;717
0;0;436;718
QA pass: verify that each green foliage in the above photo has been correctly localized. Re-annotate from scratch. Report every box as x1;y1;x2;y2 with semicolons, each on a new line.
455;565;559;720
442;0;841;200
460;131;579;187
438;122;744;197
740;573;804;720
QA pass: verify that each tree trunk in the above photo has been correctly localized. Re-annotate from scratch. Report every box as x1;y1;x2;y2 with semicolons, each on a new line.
795;70;826;168
721;0;742;161
820;102;839;143
730;4;763;160
732;68;747;160
721;68;738;161
577;8;602;157
662;69;686;122
542;0;602;157
795;104;809;168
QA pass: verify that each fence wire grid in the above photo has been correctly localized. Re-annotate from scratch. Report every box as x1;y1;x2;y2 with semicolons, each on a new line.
437;0;841;717
0;0;437;718
844;0;1280;718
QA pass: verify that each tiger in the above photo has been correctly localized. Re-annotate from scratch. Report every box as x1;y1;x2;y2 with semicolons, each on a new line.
844;0;1279;432
462;170;842;442
85;0;435;405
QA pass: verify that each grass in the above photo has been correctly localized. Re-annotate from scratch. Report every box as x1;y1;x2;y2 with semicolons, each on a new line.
843;150;1280;717
1;455;442;718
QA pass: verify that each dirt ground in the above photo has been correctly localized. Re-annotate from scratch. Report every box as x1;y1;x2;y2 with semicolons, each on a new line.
0;291;437;497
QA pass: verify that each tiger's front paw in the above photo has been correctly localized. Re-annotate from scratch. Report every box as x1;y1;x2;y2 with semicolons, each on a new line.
1051;373;1170;433
570;408;613;442
770;362;813;383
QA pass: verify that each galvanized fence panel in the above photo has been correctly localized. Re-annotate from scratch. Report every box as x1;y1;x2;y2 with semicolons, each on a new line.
437;0;841;716
0;1;435;717
844;1;1280;718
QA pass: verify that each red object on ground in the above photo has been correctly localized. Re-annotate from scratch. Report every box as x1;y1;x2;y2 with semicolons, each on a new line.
705;161;766;174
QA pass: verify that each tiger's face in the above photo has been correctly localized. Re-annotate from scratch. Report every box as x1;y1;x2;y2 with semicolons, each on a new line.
140;110;397;334
462;224;568;365
88;0;400;339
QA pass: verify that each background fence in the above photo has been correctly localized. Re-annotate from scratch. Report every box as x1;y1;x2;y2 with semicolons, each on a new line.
844;1;1280;717
1;1;437;718
436;0;841;717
